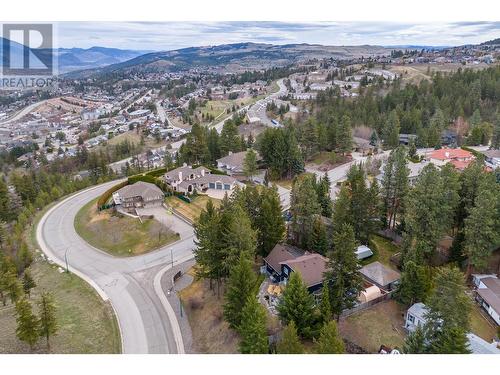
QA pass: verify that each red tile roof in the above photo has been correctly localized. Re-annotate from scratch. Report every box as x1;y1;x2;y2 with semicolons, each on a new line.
429;148;473;161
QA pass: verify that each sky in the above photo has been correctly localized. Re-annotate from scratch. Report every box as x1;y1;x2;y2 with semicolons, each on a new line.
56;21;500;51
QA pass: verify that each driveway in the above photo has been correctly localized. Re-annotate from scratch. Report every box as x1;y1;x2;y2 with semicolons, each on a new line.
136;206;193;239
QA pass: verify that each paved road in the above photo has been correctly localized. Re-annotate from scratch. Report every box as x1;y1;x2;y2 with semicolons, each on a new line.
0;99;49;127
36;181;195;353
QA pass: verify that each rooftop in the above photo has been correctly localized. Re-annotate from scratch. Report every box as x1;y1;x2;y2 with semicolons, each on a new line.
281;253;329;288
359;261;401;288
428;147;473;161
116;181;163;200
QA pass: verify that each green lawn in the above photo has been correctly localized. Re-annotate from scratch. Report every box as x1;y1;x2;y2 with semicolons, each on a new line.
0;202;121;354
367;235;400;269
74;198;179;256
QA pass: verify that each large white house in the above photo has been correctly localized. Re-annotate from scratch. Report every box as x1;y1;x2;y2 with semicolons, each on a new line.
163;165;241;198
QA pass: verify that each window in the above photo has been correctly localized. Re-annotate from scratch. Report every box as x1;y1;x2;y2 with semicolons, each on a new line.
216;183;222;190
224;184;230;190
407;314;415;324
209;182;215;189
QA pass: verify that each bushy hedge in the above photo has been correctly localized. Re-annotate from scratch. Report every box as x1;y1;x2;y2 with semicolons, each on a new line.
145;167;169;178
97;180;128;209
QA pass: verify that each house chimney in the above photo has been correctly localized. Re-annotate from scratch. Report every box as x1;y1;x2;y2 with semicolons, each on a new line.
201;168;205;177
178;171;183;181
228;151;232;155
445;152;450;158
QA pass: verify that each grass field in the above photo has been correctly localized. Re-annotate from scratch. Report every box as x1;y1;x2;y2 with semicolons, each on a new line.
74;199;179;256
178;268;239;353
367;235;400;269
339;299;407;353
0;203;121;354
165;195;221;223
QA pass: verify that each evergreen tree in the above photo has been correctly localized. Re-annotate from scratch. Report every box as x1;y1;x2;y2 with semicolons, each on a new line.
223;254;258;329
324;224;363;316
463;180;500;275
290;174;321;247
336;115;353;155
315;320;345;354
243;149;258;181
316;173;333;218
6;270;22;304
256;186;285;257
319;281;332;323
238;296;269;354
425;267;472;337
15;297;40;350
37;291;58;351
403;326;427;354
395;260;432;305
429;327;471;354
278;272;316;338
22;270;36;298
276;321;304;354
382;146;409;230
383;110;400;149
310;217;328;255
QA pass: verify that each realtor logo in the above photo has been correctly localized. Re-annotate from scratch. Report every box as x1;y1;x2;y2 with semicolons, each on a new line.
1;23;55;89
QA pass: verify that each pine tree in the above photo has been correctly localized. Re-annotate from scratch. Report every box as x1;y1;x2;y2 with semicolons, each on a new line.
310;217;328;255
15;297;40;350
243;149;258;181
238;296;269;354
290;174;321;247
403;326;427;354
463;181;500;275
395;260;432;306
325;224;363;316
256;186;285;257
37;291;58;351
276;321;304;354
382;146;409;230
22;270;36;298
319;281;332;323
314;320;345;354
429;327;471;354
223;254;258;329
383;110;400;149
278;272;316;338
336;115;353;155
425;267;472;338
316;173;333;217
6;270;22;304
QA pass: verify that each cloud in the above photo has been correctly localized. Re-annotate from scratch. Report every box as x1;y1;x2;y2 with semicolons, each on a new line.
54;21;500;51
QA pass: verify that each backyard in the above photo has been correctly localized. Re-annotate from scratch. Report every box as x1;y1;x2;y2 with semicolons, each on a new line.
165;195;221;223
338;299;407;353
366;234;400;269
74;198;179;256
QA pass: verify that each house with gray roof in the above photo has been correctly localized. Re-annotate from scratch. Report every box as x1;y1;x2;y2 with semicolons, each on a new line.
475;276;500;325
359;261;401;291
113;181;164;212
216;150;262;176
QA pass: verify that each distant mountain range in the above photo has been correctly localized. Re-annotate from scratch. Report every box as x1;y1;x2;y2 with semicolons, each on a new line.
0;38;151;73
64;42;392;78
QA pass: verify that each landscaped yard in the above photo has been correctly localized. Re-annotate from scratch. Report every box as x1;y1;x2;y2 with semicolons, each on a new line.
165;195;221;223
106;130;167;151
0;204;121;354
338;299;407;353
74;198;179;256
367;234;400;269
